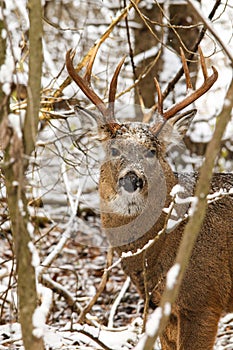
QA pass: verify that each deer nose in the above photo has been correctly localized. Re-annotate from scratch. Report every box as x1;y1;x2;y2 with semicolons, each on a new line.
118;171;144;193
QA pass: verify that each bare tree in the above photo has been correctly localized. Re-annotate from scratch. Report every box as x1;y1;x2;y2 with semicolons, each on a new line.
0;1;232;349
0;0;44;349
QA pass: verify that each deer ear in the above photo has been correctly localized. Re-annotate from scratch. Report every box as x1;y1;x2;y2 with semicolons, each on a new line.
74;105;121;138
74;105;102;127
156;109;196;148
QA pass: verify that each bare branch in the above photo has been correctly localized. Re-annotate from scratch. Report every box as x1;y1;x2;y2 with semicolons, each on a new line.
161;0;222;102
77;248;113;324
53;0;142;99
108;276;131;328
187;0;233;66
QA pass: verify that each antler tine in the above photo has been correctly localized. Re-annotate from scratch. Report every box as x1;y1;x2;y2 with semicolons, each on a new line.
162;49;218;121
154;77;163;115
149;78;165;134
198;46;208;81
84;43;101;85
66;49;109;119
108;55;126;120
180;47;193;91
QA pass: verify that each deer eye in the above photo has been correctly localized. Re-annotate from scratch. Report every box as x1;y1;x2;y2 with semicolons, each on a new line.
110;147;120;157
145;149;156;158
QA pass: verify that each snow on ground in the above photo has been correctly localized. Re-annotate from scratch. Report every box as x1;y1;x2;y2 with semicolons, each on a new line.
0;320;152;350
0;314;233;349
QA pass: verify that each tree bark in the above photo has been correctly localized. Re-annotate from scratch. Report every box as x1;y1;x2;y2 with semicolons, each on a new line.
0;0;44;349
24;0;43;159
132;2;200;111
133;2;163;110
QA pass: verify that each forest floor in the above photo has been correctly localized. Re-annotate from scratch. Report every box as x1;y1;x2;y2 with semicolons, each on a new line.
0;204;233;349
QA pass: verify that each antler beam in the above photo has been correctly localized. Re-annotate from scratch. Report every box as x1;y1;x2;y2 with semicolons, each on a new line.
153;47;218;121
66;48;125;131
66;48;108;118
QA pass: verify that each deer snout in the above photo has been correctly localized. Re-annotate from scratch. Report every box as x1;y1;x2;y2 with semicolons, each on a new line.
118;171;144;193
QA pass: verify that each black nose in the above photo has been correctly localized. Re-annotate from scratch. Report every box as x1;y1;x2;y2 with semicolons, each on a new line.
119;171;143;193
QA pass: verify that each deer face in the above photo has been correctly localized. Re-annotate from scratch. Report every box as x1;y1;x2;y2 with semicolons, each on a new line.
99;121;167;217
99;109;198;219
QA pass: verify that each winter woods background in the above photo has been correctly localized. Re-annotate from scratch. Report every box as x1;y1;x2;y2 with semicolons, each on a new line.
0;0;233;349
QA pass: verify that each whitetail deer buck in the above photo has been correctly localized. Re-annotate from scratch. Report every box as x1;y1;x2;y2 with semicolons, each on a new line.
66;47;233;349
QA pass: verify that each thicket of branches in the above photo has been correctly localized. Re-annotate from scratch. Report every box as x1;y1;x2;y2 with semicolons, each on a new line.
0;1;232;349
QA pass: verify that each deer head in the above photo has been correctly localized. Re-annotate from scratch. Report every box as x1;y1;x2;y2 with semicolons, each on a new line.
66;47;218;246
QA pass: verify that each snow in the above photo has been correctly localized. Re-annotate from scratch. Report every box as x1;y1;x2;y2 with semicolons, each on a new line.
32;285;53;339
145;306;162;337
0;321;140;350
207;188;232;203
8;112;25;138
122;251;133;258
1;28;7;40
131;46;159;66
28;241;40;268
166;217;183;232
166;263;180;290
188;196;198;217
27;222;35;237
182;0;233;145
174;195;195;205
108;276;131;328
170;184;184;197
164;302;171;316
163;202;173;215
0;57;14;95
18;199;26;217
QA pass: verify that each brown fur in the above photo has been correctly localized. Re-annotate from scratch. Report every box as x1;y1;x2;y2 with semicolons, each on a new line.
65;47;231;349
99;120;233;350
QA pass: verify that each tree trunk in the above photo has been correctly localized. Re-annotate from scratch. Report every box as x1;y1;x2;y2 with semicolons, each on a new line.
133;2;200;110
133;3;164;110
0;0;44;349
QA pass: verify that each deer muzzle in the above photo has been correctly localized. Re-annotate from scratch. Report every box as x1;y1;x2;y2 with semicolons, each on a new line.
118;171;144;193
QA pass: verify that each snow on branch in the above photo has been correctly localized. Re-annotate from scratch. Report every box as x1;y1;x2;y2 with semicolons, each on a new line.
38;180;84;278
32;285;53;339
207;187;233;203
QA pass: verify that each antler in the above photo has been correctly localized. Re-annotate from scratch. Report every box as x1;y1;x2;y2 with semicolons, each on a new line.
66;47;125;132
152;47;218;129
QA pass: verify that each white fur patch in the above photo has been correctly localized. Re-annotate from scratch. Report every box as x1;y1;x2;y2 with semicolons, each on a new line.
106;188;147;216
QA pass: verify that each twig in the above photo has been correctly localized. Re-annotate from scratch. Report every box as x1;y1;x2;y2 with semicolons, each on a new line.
124;0;145;112
77;248;113;324
76;329;112;350
52;0;142;100
38;181;84;278
142;253;150;333
108;276;131;328
217;330;233;338
187;0;233;66
116;49;161;100
207;188;233;204
0;257;15;321
106;188;185;274
161;0;222;103
130;0;161;43
41;274;83;313
0;336;22;346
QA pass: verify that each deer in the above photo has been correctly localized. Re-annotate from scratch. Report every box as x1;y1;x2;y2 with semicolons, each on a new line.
66;46;233;350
